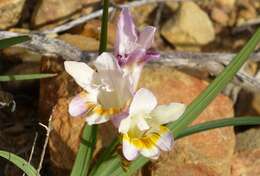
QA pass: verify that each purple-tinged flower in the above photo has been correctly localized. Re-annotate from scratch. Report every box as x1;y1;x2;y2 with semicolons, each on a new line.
118;88;186;160
64;52;132;125
115;8;160;90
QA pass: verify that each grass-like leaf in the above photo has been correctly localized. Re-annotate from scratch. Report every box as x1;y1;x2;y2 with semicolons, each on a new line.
0;73;57;82
169;28;260;133
0;150;37;176
174;117;260;139
104;29;260;176
0;36;30;49
70;125;97;176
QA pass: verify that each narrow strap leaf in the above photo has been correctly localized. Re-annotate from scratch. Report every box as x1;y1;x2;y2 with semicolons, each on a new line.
0;36;30;49
169;28;260;133
0;73;57;82
0;150;37;176
174;117;260;139
70;125;97;176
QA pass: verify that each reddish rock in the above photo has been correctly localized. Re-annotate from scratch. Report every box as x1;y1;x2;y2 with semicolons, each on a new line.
39;58;235;175
231;128;260;176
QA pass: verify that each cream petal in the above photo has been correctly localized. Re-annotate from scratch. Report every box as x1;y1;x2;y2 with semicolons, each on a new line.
155;127;173;151
129;88;157;115
122;135;139;161
140;144;160;160
85;112;109;125
64;61;95;92
138;26;156;50
119;117;131;134
136;116;149;131
151;103;186;125
94;52;121;72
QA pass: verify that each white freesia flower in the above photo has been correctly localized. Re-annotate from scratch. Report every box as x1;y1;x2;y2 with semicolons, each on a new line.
119;88;186;160
64;52;132;125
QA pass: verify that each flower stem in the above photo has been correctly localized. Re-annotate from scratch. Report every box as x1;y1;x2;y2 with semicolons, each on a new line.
70;0;110;175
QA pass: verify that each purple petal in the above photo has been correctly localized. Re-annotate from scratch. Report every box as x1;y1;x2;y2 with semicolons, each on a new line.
115;8;138;57
127;48;146;65
138;26;156;50
69;94;88;117
141;50;160;63
111;111;129;128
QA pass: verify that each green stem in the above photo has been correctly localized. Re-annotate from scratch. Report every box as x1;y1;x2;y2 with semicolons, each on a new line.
71;0;109;175
99;0;109;54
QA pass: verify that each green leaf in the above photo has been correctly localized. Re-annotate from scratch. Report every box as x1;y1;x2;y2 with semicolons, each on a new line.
108;29;260;176
70;125;97;176
175;117;260;140
0;36;30;49
0;150;37;176
0;73;57;82
89;138;120;176
169;28;260;133
92;155;122;176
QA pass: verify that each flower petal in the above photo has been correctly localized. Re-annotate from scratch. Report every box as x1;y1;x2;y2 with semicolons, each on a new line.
142;50;160;63
94;52;120;72
155;126;173;151
137;115;149;131
138;26;156;50
151;103;186;125
115;8;138;56
111;111;129;128
64;61;95;92
85;113;109;125
139;137;160;160
68;92;97;117
119;117;131;134
129;88;157;115
122;134;139;161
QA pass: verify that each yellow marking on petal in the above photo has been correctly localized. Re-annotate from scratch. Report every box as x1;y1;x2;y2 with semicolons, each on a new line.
93;106;121;117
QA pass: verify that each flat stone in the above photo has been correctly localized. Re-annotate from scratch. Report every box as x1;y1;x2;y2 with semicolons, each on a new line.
161;1;215;47
231;128;260;176
0;0;26;29
31;0;82;27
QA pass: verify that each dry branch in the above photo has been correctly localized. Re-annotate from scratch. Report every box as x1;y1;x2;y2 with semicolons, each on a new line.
0;31;260;91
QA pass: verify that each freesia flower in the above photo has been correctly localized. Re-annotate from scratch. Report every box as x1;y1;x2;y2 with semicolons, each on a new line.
115;8;160;90
118;88;186;160
64;52;132;125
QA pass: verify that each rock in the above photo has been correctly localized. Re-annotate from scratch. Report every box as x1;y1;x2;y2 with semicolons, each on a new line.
31;0;82;27
0;0;26;29
211;7;229;26
80;20;116;46
165;1;179;12
161;1;215;48
215;0;237;9
231;128;260;176
39;58;235;175
130;3;157;26
140;65;235;176
58;34;99;52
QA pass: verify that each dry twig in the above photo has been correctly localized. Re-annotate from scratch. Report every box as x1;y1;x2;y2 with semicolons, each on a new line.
37;116;52;175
